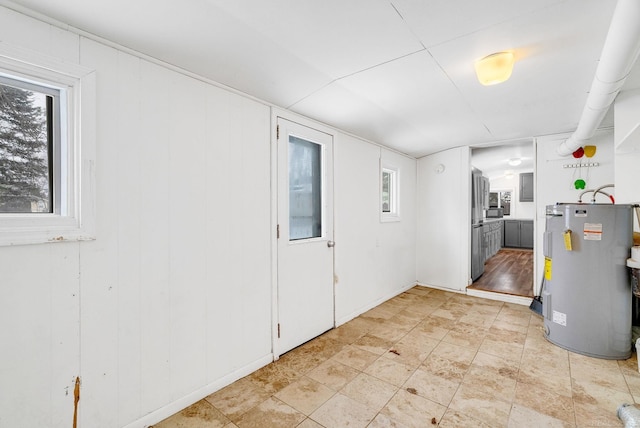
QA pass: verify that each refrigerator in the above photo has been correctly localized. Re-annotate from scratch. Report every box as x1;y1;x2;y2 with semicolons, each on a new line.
471;168;488;281
542;203;634;359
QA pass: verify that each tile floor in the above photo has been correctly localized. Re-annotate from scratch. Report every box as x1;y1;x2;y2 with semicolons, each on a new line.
152;286;640;427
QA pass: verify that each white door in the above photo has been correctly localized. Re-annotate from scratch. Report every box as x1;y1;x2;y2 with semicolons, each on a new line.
277;118;334;355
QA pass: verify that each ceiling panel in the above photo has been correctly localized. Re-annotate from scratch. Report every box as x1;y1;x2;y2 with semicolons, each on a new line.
391;0;565;48
208;0;425;81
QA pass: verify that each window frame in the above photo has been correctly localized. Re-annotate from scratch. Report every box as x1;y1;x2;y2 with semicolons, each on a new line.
0;44;96;246
380;164;400;222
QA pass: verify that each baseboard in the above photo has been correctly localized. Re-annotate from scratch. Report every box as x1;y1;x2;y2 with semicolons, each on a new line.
414;282;466;294
122;353;274;428
465;288;533;306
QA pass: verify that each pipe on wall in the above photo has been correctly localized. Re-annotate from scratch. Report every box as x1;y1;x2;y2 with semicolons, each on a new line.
557;0;640;156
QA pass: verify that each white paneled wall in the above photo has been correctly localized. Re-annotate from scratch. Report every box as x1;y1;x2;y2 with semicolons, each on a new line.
416;147;471;292
76;38;273;426
334;136;417;324
0;5;418;427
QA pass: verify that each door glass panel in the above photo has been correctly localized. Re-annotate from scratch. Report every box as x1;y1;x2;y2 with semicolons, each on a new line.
289;135;322;240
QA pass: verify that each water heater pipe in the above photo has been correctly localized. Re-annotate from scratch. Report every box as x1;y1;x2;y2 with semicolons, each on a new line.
557;0;640;156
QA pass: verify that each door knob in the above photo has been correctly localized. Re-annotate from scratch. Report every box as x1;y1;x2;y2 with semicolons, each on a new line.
327;240;335;248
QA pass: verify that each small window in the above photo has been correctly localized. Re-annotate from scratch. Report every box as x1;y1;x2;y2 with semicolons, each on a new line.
0;46;96;246
0;76;59;214
381;166;399;221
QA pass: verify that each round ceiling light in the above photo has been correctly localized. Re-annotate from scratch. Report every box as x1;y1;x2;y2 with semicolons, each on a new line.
508;158;522;166
474;51;515;86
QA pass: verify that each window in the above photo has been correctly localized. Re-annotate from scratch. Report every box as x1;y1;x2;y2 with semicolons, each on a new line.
489;190;512;216
381;166;399;221
0;76;59;214
289;135;322;240
0;46;96;246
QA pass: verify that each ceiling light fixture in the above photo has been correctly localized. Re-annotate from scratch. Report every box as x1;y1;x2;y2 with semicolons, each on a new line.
508;158;522;166
474;51;515;86
504;170;515;179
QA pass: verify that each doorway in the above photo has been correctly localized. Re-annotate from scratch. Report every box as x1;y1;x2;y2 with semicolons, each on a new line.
276;117;335;355
469;140;535;298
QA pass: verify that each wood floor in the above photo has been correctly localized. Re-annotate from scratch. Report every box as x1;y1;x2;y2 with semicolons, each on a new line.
468;248;534;297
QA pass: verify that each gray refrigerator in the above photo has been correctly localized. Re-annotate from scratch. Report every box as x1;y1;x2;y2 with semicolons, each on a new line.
543;203;634;359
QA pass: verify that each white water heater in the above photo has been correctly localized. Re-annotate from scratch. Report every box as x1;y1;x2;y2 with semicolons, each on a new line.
543;203;634;359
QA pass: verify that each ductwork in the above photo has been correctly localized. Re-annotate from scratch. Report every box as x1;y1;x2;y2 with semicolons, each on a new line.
557;0;640;156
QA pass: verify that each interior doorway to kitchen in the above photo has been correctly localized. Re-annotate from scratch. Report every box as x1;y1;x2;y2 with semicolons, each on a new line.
469;140;535;299
468;248;534;297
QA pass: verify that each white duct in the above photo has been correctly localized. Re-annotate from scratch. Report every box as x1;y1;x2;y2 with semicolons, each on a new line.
557;0;640;156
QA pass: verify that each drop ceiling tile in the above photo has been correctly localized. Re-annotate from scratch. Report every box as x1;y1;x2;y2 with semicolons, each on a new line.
391;0;564;48
208;0;425;79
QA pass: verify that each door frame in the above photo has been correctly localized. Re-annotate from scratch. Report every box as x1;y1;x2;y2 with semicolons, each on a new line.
270;108;336;359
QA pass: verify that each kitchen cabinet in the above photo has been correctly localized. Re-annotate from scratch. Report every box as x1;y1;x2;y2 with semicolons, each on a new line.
482;220;502;262
519;172;534;202
504;219;533;248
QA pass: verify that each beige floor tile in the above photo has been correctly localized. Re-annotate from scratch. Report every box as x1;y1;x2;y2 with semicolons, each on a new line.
491;318;529;334
432;305;467;322
205;377;272;422
340;372;398;410
323;318;369;344
571;378;633;416
487;324;527;346
513;381;575;425
449;382;511;427
421;354;469;383
569;353;629;393
478;336;524;362
438;408;493;428
330;344;379;371
309;393;377;428
233;397;305;428
354;333;395;355
471;351;520;380
383;333;438;367
153;399;230;428
367;413;410;427
458;311;496;328
274;376;335;415
369;321;413;343
295;418;324;428
247;360;301;394
517;363;573;398
364;356;416;387
441;322;487;350
306;358;360;390
462;365;517;403
507;403;570;428
430;341;477;365
414;318;451;341
380;388;446;428
402;366;460;406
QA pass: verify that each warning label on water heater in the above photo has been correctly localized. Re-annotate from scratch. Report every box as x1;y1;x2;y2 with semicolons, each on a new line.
553;310;567;326
584;223;603;241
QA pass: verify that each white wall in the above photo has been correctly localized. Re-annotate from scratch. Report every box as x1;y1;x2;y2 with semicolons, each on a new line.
614;89;640;214
534;129;615;294
0;6;418;427
334;135;417;324
416;147;470;292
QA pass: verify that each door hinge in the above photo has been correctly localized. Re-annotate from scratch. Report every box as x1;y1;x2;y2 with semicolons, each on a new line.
276;124;280;140
277;224;280;239
277;323;281;338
